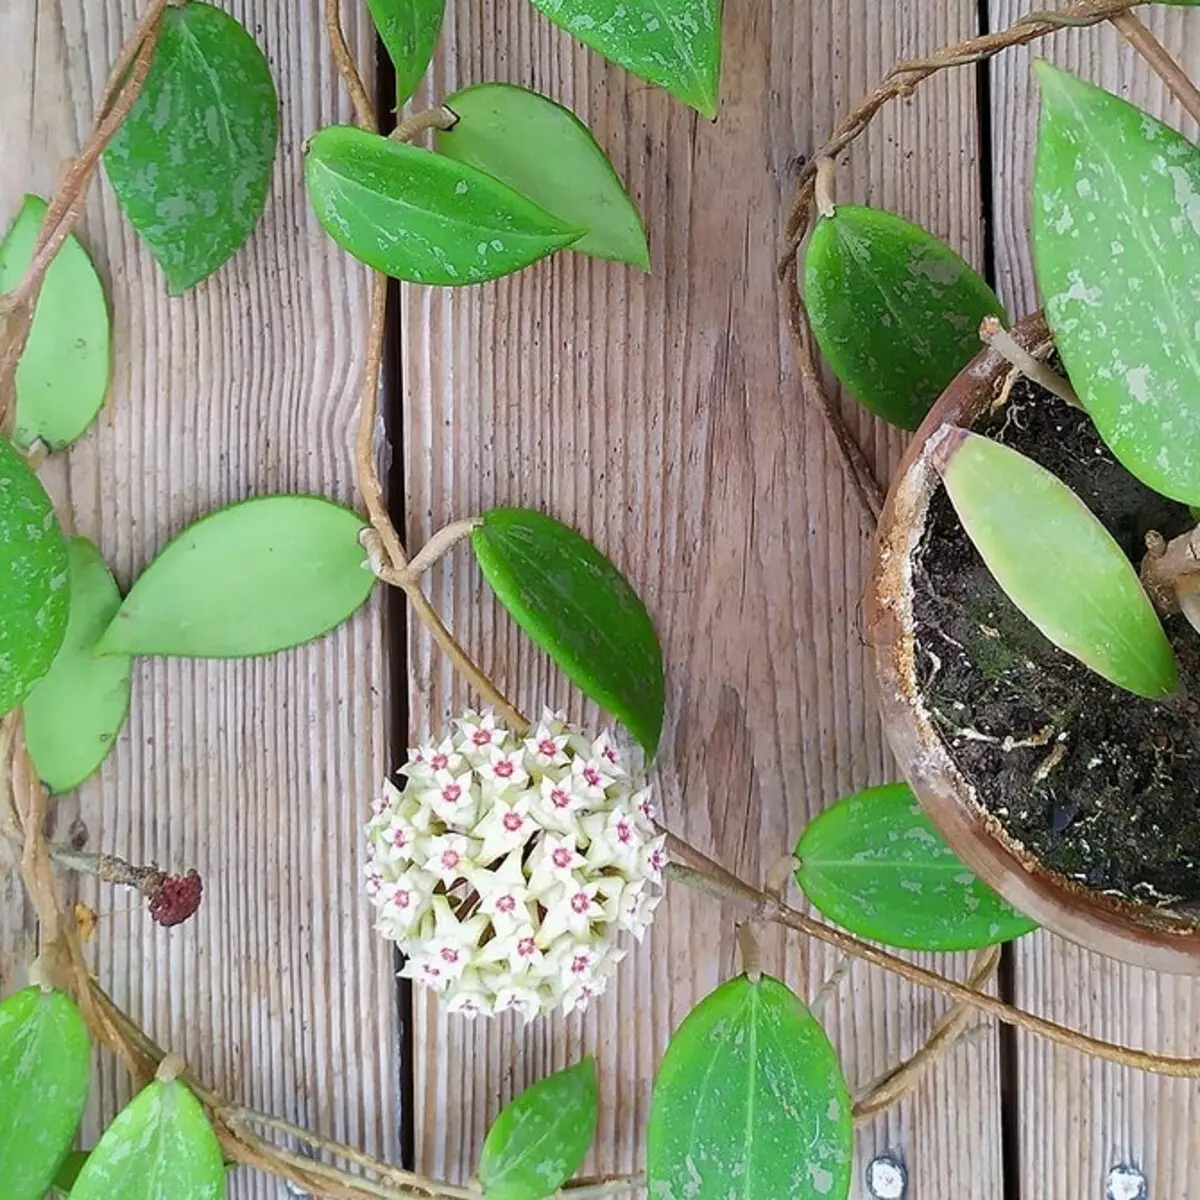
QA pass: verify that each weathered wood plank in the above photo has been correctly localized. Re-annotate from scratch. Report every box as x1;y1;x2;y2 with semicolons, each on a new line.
989;6;1200;1195
402;0;1004;1193
0;4;398;1195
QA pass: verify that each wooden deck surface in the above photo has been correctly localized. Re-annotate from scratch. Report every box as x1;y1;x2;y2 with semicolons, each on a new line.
2;1;1199;1197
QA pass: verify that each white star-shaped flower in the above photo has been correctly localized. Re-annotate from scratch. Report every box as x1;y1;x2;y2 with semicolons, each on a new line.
476;745;530;794
562;973;608;1016
533;775;586;833
471;850;534;934
472;794;539;862
525;721;571;768
582;808;646;872
537;881;603;945
426;768;479;827
456;709;504;758
493;982;545;1022
423;833;483;886
527;833;586;894
591;732;627;777
571;757;614;804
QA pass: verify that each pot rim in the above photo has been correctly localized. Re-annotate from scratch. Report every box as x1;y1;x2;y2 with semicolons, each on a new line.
868;311;1200;974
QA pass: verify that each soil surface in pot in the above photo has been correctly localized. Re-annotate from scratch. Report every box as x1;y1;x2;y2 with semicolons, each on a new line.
912;367;1200;911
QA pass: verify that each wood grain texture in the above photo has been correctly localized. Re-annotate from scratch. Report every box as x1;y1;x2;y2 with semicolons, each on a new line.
989;7;1200;1196
0;4;398;1196
402;0;1005;1193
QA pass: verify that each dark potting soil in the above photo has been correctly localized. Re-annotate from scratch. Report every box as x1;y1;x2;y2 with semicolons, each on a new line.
911;368;1200;911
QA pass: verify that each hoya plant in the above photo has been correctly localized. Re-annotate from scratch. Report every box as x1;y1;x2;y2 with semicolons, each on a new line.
4;1;1200;1199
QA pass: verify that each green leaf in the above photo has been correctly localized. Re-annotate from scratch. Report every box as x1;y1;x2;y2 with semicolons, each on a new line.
0;438;69;716
477;1060;598;1200
366;0;445;106
67;1078;224;1200
0;196;110;451
527;0;723;117
305;127;583;285
24;538;133;794
647;975;852;1200
934;426;1179;698
796;782;1038;950
103;1;279;293
96;496;374;658
1031;61;1200;503
0;987;91;1200
804;205;1006;431
435;84;649;270
471;508;664;757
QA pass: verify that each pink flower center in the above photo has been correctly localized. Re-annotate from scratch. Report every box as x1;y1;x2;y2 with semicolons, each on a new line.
496;895;516;913
440;948;459;964
651;849;667;871
603;745;618;764
571;891;591;914
393;828;408;847
551;788;570;809
640;798;654;819
552;848;573;868
424;964;441;979
495;760;514;778
393;890;410;909
518;937;536;957
571;954;590;975
583;767;601;787
503;811;524;832
472;729;492;746
538;738;559;757
442;784;462;803
441;850;461;870
431;753;448;770
617;821;632;844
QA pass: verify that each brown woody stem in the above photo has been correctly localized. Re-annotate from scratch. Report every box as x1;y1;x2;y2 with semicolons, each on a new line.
1111;10;1200;127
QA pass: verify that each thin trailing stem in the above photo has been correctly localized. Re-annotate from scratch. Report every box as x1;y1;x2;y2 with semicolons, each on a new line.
978;316;1083;409
1111;10;1200;127
0;0;168;435
392;106;459;143
778;0;1147;523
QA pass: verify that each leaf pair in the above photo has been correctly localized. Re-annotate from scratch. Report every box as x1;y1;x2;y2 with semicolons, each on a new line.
305;83;648;286
648;974;853;1200
370;0;723;117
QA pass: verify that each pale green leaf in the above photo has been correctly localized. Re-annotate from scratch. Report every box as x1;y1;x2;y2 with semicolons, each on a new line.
366;0;446;105
68;1079;224;1200
472;508;664;757
96;496;374;658
0;987;91;1200
0;196;110;450
478;1060;597;1200
305;126;583;285
527;0;723;116
103;1;279;293
1032;61;1200;502
0;438;69;716
804;205;1005;430
647;975;852;1200
796;782;1037;950
934;426;1178;698
24;538;132;794
436;84;648;269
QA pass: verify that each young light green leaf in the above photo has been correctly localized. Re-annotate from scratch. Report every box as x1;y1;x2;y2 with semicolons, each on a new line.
0;438;69;716
436;84;649;270
305;127;583;285
96;496;374;659
477;1059;597;1200
0;987;91;1200
472;508;665;757
527;0;723;117
103;1;279;294
0;196;110;451
647;975;852;1200
68;1078;224;1200
933;426;1178;698
24;538;133;794
1032;61;1200;503
366;0;446;105
804;205;1006;431
796;782;1037;950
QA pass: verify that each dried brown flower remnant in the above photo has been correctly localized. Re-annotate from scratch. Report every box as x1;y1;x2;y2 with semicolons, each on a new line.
147;869;203;927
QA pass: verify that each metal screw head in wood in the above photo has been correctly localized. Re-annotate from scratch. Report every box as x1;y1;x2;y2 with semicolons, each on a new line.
866;1154;908;1199
1107;1164;1148;1200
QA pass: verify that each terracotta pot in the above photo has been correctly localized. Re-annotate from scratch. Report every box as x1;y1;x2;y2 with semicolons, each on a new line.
869;312;1200;974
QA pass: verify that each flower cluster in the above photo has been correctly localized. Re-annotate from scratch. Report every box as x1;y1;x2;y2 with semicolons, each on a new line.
364;709;666;1020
